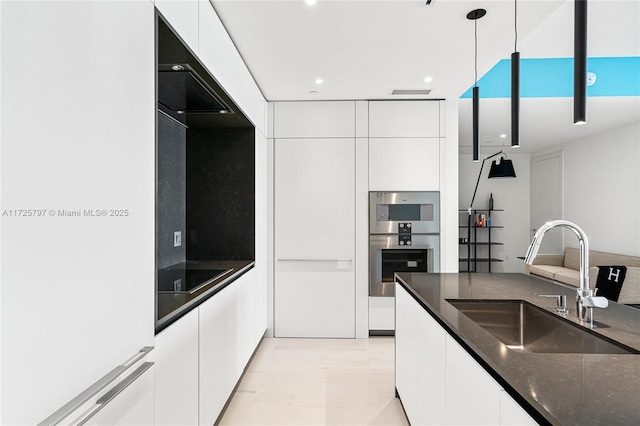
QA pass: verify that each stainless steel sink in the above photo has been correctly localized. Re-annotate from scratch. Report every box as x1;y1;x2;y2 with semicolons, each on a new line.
447;299;639;355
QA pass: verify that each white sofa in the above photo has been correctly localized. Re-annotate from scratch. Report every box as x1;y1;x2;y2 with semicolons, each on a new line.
526;247;640;305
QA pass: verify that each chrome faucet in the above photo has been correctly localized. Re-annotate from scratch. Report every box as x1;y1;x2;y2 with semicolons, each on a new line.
524;220;608;323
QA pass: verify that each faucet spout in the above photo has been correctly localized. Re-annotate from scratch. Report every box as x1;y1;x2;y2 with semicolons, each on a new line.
524;220;594;321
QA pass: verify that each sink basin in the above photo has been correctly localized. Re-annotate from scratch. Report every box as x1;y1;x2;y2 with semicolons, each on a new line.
447;299;639;355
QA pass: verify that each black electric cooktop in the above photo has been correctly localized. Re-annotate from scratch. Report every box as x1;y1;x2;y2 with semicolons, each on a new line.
157;266;233;294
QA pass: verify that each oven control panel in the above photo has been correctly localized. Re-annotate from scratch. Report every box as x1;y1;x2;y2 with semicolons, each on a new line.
398;222;412;245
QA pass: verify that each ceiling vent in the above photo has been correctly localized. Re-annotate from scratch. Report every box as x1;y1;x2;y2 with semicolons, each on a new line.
391;89;432;95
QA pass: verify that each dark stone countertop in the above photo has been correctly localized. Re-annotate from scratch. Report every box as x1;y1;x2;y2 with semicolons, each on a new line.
395;272;640;426
155;259;254;334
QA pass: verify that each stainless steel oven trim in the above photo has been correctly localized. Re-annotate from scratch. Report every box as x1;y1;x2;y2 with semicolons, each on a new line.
369;191;440;235
369;234;438;297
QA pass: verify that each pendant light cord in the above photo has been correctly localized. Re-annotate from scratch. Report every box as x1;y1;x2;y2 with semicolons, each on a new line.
474;19;478;87
514;0;518;51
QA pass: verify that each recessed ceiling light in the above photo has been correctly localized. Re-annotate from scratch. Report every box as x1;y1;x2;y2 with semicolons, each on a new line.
424;76;433;83
500;134;507;138
305;0;317;5
309;90;319;95
315;78;323;85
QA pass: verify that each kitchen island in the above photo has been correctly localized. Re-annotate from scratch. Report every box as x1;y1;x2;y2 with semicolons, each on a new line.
395;272;640;426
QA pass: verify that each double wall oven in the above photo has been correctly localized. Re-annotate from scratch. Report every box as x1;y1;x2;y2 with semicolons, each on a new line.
369;191;440;297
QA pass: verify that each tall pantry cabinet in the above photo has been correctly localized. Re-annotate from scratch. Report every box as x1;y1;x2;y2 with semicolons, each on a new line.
271;100;449;337
273;102;357;337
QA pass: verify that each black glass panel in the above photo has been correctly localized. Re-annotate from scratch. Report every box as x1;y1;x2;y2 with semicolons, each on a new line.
388;204;420;221
157;268;231;292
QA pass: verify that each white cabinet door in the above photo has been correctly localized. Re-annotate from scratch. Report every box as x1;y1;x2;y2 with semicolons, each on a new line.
155;0;199;54
417;308;446;425
198;0;245;116
84;365;155;426
500;391;537;426
369;101;440;137
274;138;355;337
275;261;355;337
274;138;354;259
0;2;155;424
368;137;440;191
369;296;395;331
155;309;199;426
445;335;501;425
235;269;257;373
274;102;356;138
395;284;419;425
199;283;240;426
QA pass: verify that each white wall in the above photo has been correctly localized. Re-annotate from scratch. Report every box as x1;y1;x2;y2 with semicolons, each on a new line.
533;121;640;256
459;153;531;273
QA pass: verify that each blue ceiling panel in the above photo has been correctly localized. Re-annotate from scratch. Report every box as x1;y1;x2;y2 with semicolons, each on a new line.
460;56;640;98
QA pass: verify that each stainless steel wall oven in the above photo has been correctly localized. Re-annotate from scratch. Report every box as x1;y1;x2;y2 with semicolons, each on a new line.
369;191;440;297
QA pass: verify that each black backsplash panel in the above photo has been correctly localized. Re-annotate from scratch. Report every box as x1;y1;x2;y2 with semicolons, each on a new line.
157;113;186;269
186;127;255;260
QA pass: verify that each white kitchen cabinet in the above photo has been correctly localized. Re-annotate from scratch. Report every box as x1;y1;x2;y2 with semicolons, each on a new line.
199;271;259;426
154;308;199;426
395;285;419;425
83;365;155;426
445;334;502;425
155;0;199;54
198;1;245;117
369;296;395;331
199;282;240;426
500;391;537;426
368;137;440;191
198;0;266;134
417;304;446;425
235;269;257;373
274;138;354;259
369;100;441;138
1;2;155;424
274;138;355;337
273;101;356;138
396;282;532;426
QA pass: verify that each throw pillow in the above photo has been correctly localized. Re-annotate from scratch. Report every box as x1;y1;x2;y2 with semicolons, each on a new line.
594;266;627;301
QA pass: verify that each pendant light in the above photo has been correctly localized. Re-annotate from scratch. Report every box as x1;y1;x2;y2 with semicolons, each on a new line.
574;0;587;125
511;0;520;147
467;8;486;162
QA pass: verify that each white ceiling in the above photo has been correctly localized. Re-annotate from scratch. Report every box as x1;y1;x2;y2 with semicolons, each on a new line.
211;0;640;153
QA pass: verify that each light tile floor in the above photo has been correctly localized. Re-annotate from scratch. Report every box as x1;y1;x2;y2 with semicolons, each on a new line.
218;337;409;426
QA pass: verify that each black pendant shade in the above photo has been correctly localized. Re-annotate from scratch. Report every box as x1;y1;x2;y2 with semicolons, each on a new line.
467;8;486;162
511;51;520;147
574;0;588;125
488;159;517;178
472;86;480;161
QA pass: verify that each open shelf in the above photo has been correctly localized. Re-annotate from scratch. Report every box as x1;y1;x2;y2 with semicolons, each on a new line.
459;208;504;273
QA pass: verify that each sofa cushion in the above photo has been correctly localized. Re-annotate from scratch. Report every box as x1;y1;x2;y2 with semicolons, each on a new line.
619;267;640;304
528;265;567;280
564;247;580;270
592;251;640;268
554;269;580;287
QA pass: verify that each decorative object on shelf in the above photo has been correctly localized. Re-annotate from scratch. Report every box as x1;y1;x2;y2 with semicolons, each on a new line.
465;150;516;272
574;0;588;125
511;0;521;147
489;193;494;210
466;8;486;162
